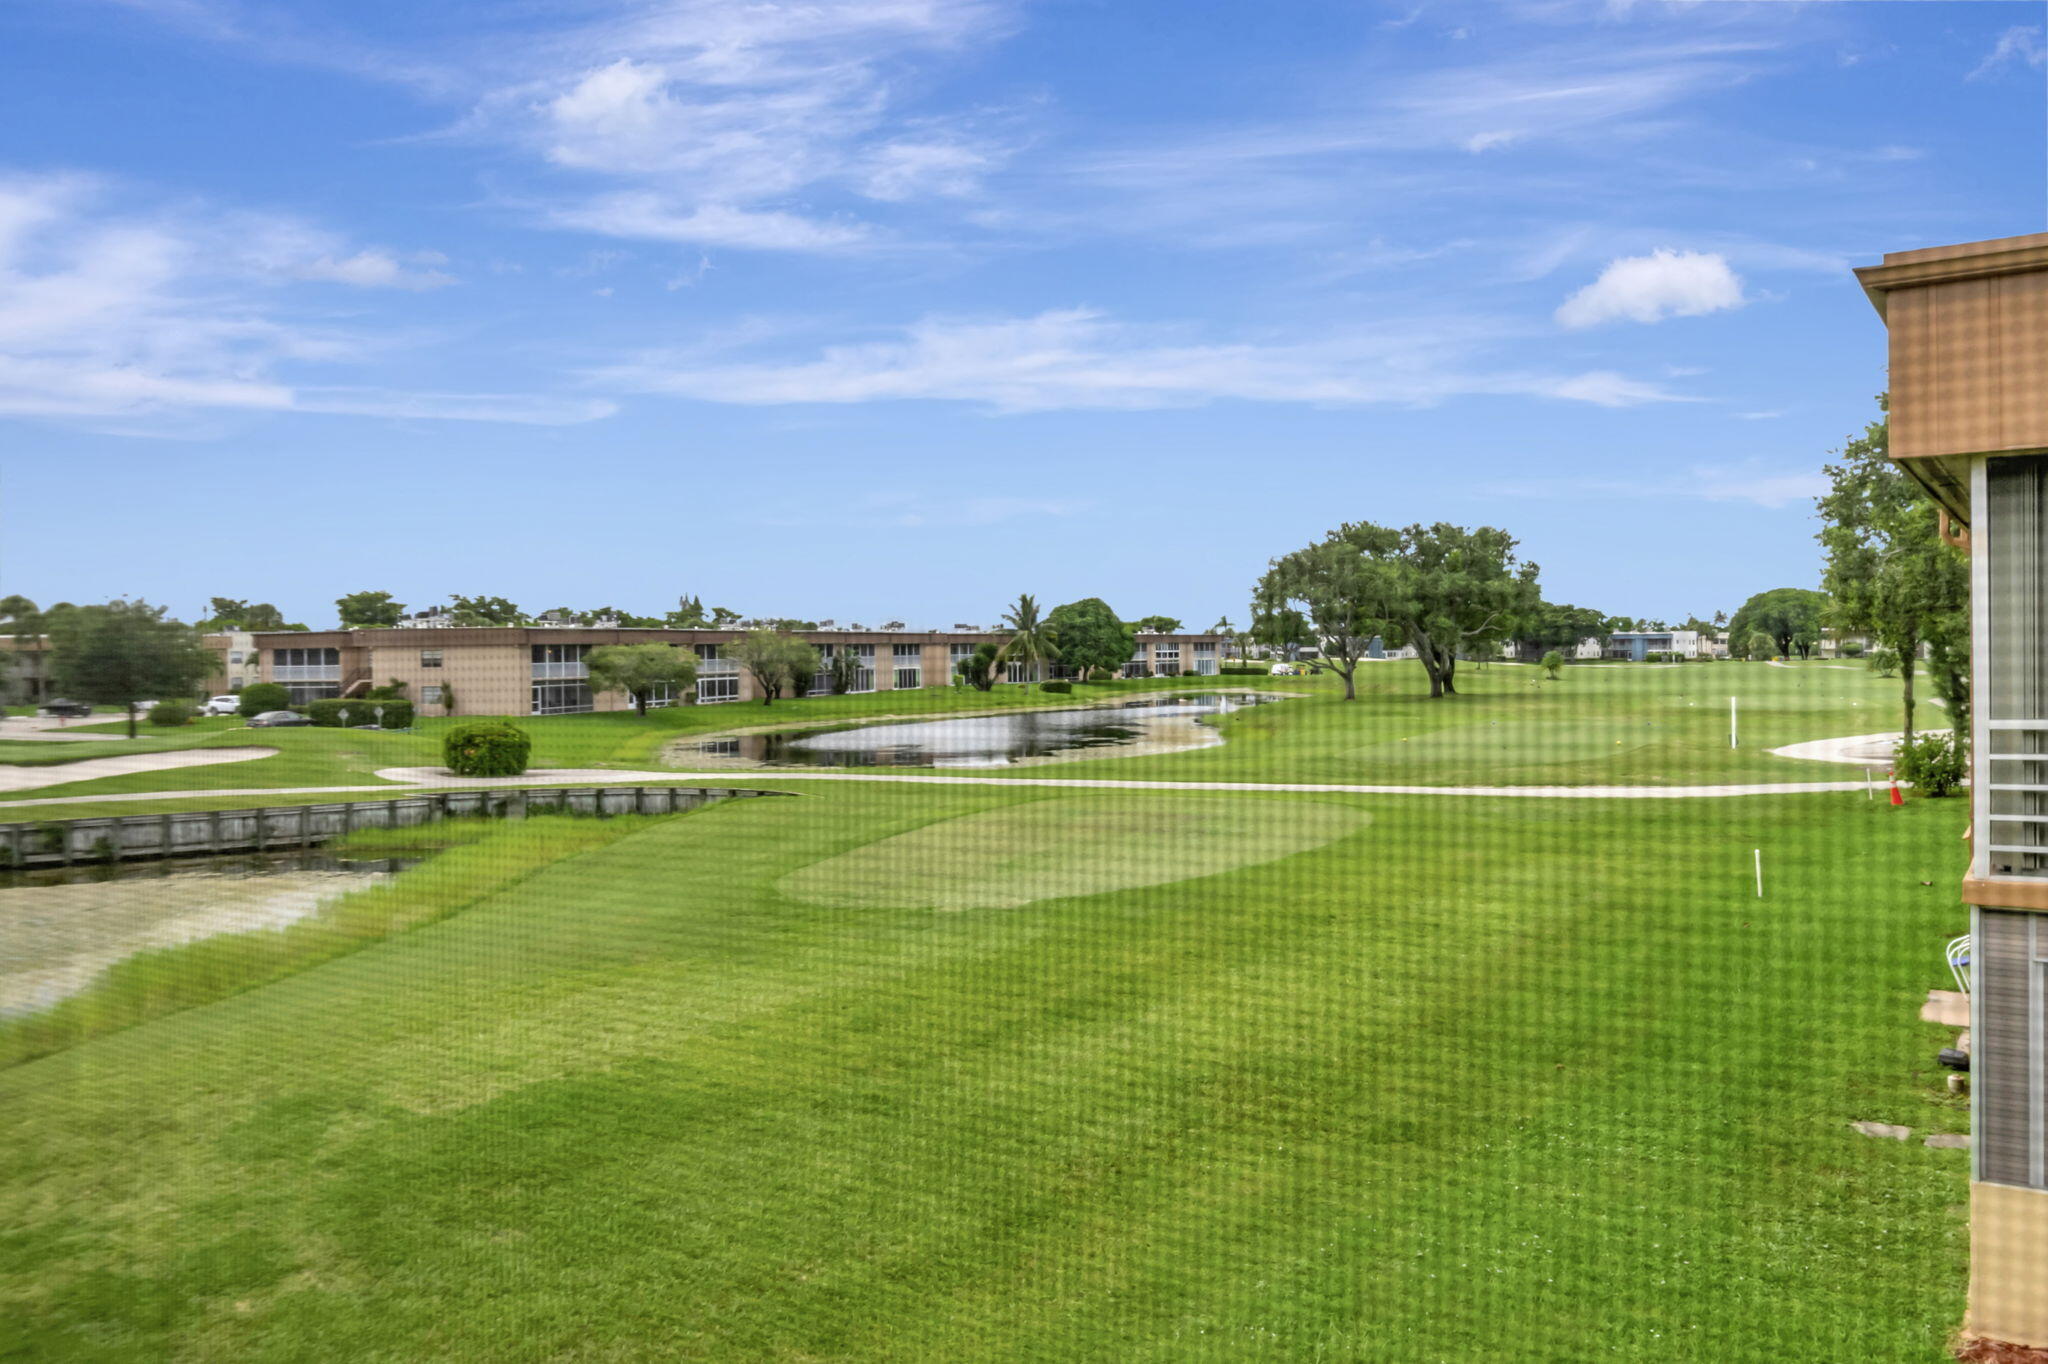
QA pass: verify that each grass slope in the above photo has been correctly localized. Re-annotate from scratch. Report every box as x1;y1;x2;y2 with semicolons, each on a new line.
1;783;1971;1360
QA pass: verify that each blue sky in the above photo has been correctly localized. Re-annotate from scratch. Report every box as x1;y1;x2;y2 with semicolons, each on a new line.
1;0;2042;630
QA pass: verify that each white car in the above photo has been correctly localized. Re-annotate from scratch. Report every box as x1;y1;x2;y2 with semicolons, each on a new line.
201;695;241;717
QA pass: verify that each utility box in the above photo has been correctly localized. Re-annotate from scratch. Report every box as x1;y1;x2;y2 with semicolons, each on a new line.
1858;231;2048;1349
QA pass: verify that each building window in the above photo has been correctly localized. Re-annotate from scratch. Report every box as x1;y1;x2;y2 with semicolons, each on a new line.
1123;645;1149;679
697;651;739;704
949;643;978;685
272;646;341;681
1194;642;1218;676
893;643;922;690
283;682;341;706
642;683;677;709
228;650;245;665
1154;645;1182;674
421;649;443;668
531;681;594;715
421;685;444;704
531;643;589;679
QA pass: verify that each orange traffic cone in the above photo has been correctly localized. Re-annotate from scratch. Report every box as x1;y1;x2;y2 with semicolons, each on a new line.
1889;770;1904;806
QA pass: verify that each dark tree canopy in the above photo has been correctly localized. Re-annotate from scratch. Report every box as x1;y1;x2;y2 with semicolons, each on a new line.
448;595;525;626
1726;588;1828;661
199;598;305;631
1046;598;1134;680
1254;521;1540;700
49;600;214;737
1508;601;1611;663
336;590;404;629
1130;615;1183;634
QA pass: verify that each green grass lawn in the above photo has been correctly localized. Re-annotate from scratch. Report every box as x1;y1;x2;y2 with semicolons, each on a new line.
0;660;1911;804
1;778;1972;1360
1035;658;1919;786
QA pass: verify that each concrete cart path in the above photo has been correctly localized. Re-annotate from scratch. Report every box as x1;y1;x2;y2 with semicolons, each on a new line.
0;715;139;743
1769;731;1904;769
0;747;279;793
0;763;1876;810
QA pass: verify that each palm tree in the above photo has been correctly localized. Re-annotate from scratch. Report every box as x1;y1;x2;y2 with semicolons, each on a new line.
995;593;1059;691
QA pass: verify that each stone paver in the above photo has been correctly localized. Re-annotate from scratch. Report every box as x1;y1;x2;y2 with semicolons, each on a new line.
1925;1134;1971;1150
1922;990;1971;1028
1851;1121;1913;1141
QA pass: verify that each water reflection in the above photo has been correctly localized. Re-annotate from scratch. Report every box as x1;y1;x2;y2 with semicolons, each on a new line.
701;692;1283;768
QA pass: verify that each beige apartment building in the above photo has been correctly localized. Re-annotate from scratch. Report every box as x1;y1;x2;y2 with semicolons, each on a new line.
1858;230;2048;1351
240;625;1231;716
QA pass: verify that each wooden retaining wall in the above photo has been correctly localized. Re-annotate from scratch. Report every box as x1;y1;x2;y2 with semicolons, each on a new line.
0;786;781;868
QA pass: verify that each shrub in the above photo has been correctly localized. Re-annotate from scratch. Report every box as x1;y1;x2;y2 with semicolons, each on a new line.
1868;647;1899;678
148;699;195;726
1540;649;1564;680
442;720;531;777
237;682;289;718
1895;730;1966;798
1839;640;1865;658
308;698;415;729
1181;668;1197;676
1040;680;1072;694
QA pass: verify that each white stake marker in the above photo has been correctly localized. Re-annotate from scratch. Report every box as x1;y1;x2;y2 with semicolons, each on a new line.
1730;696;1739;749
1754;848;1763;898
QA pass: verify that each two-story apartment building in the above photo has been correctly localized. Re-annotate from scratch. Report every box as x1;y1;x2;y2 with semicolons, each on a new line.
241;625;1229;716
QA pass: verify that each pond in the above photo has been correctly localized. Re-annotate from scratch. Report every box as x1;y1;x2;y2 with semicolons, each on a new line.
691;692;1285;769
0;851;407;1017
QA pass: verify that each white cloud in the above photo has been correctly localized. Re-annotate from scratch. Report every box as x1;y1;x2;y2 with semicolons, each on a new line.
546;194;872;252
1969;26;2045;81
591;306;1692;414
0;172;602;427
466;1;1010;251
860;141;990;201
294;249;454;290
1555;249;1745;328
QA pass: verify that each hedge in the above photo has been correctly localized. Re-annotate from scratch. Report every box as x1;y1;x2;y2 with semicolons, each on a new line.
148;700;195;727
1039;680;1072;693
307;698;415;729
443;720;531;777
237;683;289;718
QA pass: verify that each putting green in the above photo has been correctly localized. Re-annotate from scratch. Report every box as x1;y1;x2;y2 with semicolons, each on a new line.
777;794;1371;910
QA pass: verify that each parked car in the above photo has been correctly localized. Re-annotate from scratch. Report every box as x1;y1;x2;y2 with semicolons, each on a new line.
37;698;92;719
200;695;241;717
245;710;312;728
